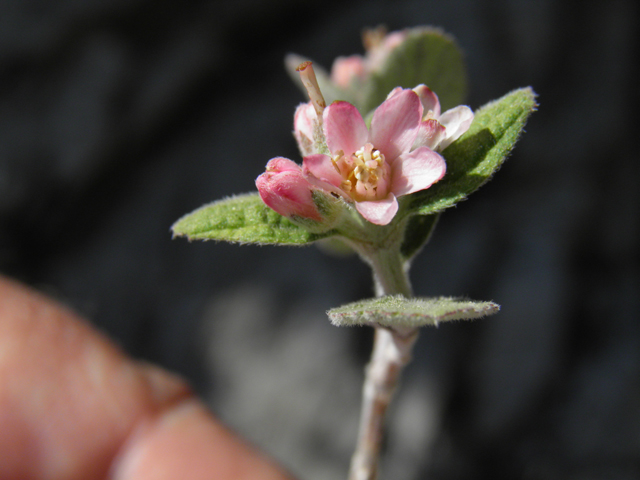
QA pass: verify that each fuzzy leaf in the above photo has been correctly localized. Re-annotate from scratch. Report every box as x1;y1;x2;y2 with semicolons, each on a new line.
362;28;468;114
402;87;537;216
172;193;337;245
328;295;500;329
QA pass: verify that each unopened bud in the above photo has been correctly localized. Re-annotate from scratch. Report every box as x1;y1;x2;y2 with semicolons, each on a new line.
256;157;322;221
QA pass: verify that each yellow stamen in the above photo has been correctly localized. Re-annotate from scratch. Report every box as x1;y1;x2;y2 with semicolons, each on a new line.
338;143;389;201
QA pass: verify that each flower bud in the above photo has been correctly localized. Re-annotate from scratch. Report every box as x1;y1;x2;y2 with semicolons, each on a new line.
330;55;366;89
256;157;322;221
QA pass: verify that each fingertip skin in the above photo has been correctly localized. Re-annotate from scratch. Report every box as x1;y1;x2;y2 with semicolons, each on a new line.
0;276;294;480
111;399;295;480
0;275;179;479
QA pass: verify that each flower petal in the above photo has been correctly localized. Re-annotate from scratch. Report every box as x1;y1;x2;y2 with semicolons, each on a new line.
369;89;422;161
303;154;343;188
355;194;399;225
385;86;403;100
293;102;317;157
413;84;441;117
323;101;368;156
437;105;474;150
391;147;446;197
412;119;447;150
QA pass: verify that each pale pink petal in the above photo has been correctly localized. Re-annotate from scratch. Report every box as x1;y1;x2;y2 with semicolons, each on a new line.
293;102;317;156
437;105;474;150
330;55;365;89
369;89;422;161
355;194;399;225
412;119;447;150
323;101;369;156
302;154;343;188
413;84;441;117
391;147;446;197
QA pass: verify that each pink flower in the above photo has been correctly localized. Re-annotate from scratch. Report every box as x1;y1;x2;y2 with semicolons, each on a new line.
259;62;471;227
330;28;406;89
410;85;474;152
256;157;322;221
303;88;446;226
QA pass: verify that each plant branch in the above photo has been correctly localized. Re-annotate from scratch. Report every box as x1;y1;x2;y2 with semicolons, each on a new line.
348;245;419;480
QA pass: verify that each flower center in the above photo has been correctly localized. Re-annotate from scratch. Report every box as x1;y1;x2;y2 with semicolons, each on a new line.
332;143;391;201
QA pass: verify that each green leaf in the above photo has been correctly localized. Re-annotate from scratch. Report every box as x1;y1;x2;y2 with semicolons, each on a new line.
400;213;440;261
403;87;537;216
361;27;468;114
171;193;337;245
328;295;500;329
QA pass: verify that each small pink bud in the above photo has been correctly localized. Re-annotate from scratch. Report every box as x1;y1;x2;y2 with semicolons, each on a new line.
361;27;407;73
256;157;322;221
330;55;366;89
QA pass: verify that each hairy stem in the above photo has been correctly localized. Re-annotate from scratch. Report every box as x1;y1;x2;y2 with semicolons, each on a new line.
348;246;419;480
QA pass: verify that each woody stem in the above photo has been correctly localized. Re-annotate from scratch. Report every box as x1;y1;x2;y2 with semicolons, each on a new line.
348;246;419;480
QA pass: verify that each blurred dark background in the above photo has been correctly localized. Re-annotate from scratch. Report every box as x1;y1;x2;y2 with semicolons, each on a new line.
1;0;638;479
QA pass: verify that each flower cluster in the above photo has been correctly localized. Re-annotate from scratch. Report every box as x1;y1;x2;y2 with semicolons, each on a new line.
256;63;473;226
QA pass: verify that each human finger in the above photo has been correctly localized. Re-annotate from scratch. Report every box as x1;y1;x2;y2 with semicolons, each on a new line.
0;276;294;480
